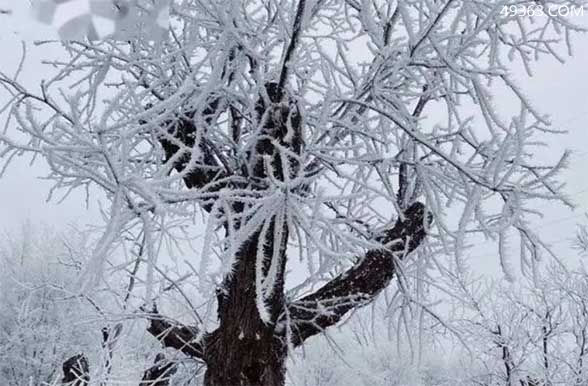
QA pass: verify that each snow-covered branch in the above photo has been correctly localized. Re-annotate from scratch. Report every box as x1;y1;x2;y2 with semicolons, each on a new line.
285;201;431;346
144;306;204;359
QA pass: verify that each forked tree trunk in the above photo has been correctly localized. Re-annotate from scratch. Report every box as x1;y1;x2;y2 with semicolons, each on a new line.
146;201;429;386
145;57;431;386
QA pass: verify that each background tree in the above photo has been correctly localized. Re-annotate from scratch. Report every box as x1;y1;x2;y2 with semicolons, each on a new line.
0;0;586;385
0;225;191;386
0;225;99;386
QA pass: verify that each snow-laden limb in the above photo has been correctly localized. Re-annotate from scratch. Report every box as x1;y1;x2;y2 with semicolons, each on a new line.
143;306;205;360
141;353;177;386
284;201;431;346
155;95;226;200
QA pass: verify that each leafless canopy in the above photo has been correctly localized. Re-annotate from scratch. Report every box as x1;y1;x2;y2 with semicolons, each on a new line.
0;0;583;385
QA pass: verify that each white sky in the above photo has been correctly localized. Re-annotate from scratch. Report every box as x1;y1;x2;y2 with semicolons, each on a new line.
0;1;587;279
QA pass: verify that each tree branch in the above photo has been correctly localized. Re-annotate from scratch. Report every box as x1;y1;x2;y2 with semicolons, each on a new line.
277;0;307;100
61;354;90;386
157;46;244;199
158;98;224;188
144;307;205;359
141;353;177;386
284;202;431;346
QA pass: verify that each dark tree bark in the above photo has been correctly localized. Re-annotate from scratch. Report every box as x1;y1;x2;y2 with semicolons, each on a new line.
203;225;290;386
285;202;430;346
62;354;90;386
145;305;204;359
198;81;297;386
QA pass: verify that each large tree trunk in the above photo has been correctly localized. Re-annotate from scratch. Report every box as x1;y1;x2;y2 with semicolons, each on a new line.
203;228;289;386
190;82;296;386
204;326;287;386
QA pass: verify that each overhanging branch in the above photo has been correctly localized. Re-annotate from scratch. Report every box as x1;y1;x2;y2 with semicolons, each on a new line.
284;202;431;346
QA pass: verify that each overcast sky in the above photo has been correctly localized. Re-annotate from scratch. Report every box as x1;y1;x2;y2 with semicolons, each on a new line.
0;1;587;278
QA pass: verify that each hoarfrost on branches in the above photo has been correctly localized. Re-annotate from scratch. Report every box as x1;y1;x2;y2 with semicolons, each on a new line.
0;0;586;385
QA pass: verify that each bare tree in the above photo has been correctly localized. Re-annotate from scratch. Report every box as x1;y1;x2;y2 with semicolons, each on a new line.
0;1;585;385
0;226;101;386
